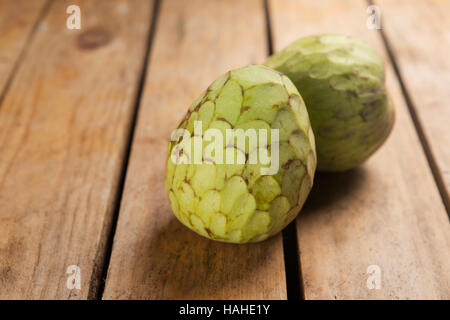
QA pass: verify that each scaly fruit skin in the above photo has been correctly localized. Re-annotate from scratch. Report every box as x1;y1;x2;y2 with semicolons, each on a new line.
265;34;395;171
165;65;316;243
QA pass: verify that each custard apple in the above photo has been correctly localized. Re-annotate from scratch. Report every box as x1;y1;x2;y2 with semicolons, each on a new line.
265;34;395;171
165;65;316;243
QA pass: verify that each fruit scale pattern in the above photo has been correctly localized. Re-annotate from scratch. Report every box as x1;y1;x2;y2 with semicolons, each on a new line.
266;34;394;171
165;65;316;243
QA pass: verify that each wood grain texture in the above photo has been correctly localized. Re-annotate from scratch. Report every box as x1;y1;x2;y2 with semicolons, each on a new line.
374;0;450;211
0;0;153;299
269;0;450;299
0;0;48;96
103;0;287;300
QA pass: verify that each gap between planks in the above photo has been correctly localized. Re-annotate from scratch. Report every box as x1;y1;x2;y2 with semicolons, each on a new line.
269;0;449;299
0;1;153;298
102;0;297;300
96;0;162;300
102;0;287;300
264;0;304;301
368;0;450;217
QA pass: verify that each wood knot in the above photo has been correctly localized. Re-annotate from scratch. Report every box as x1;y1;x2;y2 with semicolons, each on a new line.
77;27;111;50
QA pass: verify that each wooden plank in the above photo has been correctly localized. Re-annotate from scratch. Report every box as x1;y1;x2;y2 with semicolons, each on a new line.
0;0;153;299
0;0;48;95
269;0;450;299
374;0;450;211
103;0;287;299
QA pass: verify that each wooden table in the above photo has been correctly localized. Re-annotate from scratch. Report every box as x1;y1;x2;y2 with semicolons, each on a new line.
0;0;449;300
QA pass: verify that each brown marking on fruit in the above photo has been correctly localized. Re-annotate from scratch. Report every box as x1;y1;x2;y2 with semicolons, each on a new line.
282;159;293;170
346;90;358;99
216;117;234;128
344;130;356;139
204;228;213;237
240;106;250;113
360;101;379;122
194;103;202;112
240;84;245;97
203;157;215;164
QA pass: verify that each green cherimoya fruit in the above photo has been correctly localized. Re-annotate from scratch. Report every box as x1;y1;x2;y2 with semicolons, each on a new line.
165;65;316;243
265;34;395;171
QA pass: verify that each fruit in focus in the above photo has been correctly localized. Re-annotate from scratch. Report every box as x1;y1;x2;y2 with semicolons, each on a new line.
265;34;395;171
165;65;316;243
